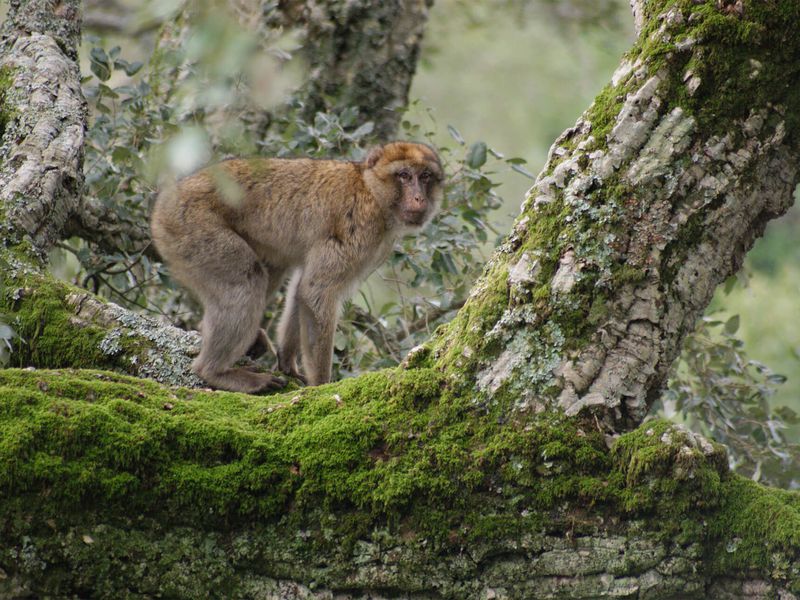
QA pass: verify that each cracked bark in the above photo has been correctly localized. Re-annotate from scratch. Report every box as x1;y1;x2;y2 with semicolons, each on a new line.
0;0;201;387
435;1;800;433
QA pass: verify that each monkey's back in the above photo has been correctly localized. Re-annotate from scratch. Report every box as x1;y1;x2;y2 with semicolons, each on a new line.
151;157;390;276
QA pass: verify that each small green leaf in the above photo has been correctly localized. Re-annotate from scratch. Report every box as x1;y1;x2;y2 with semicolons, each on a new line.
723;275;737;295
446;125;465;145
724;314;740;335
766;373;787;385
350;121;374;139
510;163;535;179
90;47;111;81
466;141;487;169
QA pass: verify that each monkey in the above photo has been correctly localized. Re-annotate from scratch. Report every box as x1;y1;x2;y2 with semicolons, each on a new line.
150;141;444;393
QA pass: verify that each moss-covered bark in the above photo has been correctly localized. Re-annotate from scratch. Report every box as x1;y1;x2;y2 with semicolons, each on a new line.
429;0;800;432
1;369;798;597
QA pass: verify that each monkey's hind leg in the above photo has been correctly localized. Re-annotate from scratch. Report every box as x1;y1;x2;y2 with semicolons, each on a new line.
277;270;307;384
193;258;285;394
246;267;287;360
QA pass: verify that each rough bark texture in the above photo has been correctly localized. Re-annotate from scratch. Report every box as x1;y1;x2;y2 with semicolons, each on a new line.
272;0;433;141
0;0;202;387
0;0;86;258
1;0;800;598
430;0;800;433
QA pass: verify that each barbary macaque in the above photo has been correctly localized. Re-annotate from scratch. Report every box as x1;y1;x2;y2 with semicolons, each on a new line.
151;142;443;393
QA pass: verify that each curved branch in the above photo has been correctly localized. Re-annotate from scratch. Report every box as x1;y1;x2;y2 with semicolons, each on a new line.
431;2;800;432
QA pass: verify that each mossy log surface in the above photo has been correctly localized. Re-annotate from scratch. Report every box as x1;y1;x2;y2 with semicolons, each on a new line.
1;368;798;598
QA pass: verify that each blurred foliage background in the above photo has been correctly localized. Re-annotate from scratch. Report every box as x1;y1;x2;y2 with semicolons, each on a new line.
20;0;799;486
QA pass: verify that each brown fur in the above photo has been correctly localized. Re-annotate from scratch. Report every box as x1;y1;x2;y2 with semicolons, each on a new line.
151;142;443;392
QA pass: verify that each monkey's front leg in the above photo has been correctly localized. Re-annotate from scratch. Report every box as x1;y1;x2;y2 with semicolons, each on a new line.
296;278;342;387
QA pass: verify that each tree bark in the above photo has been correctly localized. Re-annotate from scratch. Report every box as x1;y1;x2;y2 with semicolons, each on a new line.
1;0;799;598
429;0;800;433
273;0;434;141
0;0;85;258
0;0;201;387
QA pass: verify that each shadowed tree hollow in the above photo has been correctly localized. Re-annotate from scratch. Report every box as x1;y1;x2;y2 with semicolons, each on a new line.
0;0;799;598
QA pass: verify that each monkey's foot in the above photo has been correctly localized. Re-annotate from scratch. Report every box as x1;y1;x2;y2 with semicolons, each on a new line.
198;366;286;394
245;328;269;359
278;363;307;385
277;352;308;385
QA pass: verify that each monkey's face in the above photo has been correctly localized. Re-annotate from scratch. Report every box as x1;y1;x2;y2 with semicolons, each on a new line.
365;141;444;230
394;164;442;227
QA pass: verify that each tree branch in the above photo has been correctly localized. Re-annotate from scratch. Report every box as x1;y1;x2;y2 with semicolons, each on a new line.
0;0;202;388
430;1;800;433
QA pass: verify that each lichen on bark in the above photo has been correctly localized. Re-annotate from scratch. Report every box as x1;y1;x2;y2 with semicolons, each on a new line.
430;0;800;432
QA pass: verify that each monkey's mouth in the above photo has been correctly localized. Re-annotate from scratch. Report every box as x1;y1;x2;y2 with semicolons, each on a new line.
402;211;426;225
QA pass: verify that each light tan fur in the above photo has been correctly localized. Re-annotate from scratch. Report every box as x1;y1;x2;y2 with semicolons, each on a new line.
151;142;443;393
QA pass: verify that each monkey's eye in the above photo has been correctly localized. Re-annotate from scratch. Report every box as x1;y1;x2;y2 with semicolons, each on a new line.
397;170;412;182
420;171;431;182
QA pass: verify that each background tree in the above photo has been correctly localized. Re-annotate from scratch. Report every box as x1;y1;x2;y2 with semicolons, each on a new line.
0;0;799;597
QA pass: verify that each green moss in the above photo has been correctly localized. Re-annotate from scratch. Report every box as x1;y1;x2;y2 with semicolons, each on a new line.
0;268;147;370
2;372;798;590
0;65;15;143
638;0;800;140
584;82;628;149
707;477;800;585
611;419;728;514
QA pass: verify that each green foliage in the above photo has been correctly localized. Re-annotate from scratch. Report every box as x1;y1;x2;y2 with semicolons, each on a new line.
663;315;799;489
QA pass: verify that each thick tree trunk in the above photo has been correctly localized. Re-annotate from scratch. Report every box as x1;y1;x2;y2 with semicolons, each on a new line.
429;0;800;433
1;0;799;598
0;0;201;387
274;0;434;141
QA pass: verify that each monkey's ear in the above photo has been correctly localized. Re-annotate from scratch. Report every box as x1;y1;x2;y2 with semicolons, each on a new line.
365;146;384;169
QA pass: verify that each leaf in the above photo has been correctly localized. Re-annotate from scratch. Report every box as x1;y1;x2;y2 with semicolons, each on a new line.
510;163;535;179
119;60;144;76
723;275;737;295
90;47;111;81
766;373;787;385
466;141;487;169
349;121;374;139
505;157;528;165
0;324;15;340
111;146;134;163
446;125;465;145
775;405;799;424
724;314;740;335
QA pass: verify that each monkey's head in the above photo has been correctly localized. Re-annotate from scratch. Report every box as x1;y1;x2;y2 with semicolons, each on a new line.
364;142;444;229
